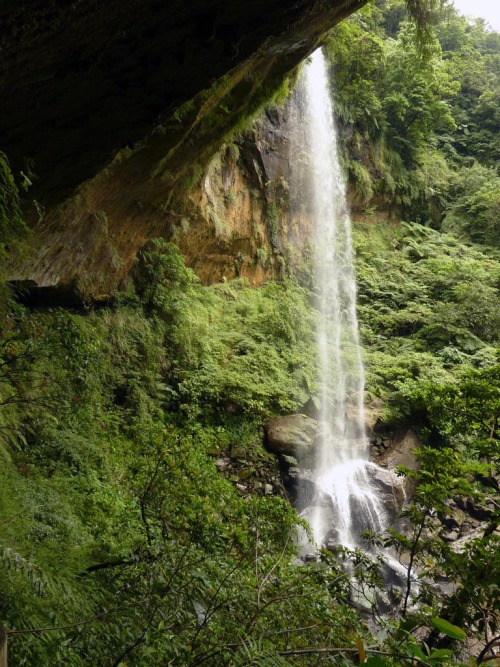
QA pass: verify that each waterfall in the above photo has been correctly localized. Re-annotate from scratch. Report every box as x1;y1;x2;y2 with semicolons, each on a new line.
290;49;397;550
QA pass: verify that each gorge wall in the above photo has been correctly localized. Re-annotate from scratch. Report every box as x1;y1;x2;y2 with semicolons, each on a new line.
3;0;373;301
9;109;295;299
1;0;367;201
10;102;391;303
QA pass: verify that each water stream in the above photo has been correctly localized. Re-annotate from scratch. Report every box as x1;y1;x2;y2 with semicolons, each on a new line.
290;49;399;551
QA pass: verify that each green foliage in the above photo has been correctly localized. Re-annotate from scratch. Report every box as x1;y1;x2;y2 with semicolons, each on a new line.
326;0;499;228
349;160;374;202
379;367;500;650
0;244;348;664
324;12;386;136
255;247;269;268
383;26;458;162
3;233;496;664
353;220;500;419
408;366;500;466
404;0;447;46
135;238;199;314
0;151;28;319
442;163;500;246
431;618;467;642
0;151;25;252
168;278;317;418
1;2;499;662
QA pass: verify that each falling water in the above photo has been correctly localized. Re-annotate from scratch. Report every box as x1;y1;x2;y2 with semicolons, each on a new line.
290;49;398;550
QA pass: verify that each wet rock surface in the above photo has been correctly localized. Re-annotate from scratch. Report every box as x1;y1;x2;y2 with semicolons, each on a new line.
454;495;495;521
366;464;406;517
265;414;408;539
281;466;335;512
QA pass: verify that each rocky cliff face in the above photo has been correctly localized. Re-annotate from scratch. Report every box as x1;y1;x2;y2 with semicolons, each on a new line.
8;94;388;302
5;0;368;301
10;104;312;300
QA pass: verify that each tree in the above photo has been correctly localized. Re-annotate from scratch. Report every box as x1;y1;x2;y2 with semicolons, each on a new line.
389;368;500;656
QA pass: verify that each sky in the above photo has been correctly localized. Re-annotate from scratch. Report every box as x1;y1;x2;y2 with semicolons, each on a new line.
452;0;500;31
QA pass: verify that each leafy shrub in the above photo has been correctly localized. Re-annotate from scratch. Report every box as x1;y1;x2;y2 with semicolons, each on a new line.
353;220;500;418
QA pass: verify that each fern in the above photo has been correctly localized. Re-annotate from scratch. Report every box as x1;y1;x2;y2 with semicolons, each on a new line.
0;151;26;248
1;547;48;597
404;0;444;51
349;160;374;202
207;205;232;240
235;638;293;667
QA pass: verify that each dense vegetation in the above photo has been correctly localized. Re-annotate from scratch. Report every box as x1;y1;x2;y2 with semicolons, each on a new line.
328;3;500;661
353;221;500;411
0;0;499;665
1;248;359;665
327;0;500;241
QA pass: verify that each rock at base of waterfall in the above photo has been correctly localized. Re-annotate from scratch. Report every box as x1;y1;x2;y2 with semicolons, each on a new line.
324;527;348;551
281;454;299;468
371;428;420;491
440;529;460;542
264;414;318;462
303;551;320;563
282;467;334;512
366;464;406;516
325;536;342;553
347;398;384;435
441;508;466;531
454;495;495;521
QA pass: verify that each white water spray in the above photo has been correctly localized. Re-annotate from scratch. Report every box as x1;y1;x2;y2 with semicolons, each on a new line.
290;49;399;550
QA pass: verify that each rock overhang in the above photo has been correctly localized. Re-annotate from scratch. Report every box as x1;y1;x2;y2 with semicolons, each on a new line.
1;0;367;206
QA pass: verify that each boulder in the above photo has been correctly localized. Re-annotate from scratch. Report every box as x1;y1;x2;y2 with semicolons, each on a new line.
372;427;420;495
441;508;466;531
366;464;406;516
281;454;299;468
282;467;334;512
374;427;419;472
215;458;230;470
440;530;460;543
237;468;255;481
264;414;318;462
455;496;494;521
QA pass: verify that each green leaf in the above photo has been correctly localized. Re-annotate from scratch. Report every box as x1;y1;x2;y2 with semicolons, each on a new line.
429;648;453;660
431;617;467;641
366;657;391;667
405;643;427;660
